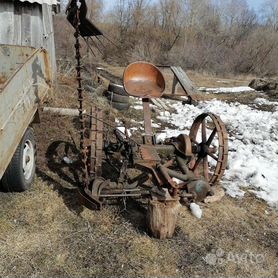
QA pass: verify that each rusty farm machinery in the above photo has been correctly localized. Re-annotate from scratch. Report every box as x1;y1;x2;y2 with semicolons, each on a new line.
66;0;228;239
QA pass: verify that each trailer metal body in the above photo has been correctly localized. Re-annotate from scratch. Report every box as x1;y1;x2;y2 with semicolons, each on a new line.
0;44;52;180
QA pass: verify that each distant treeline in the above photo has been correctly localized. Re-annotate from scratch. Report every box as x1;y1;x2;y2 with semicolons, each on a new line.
56;0;277;76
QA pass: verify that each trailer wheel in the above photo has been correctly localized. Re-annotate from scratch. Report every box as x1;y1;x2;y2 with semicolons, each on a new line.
106;91;130;103
2;127;36;192
108;83;128;96
112;101;130;111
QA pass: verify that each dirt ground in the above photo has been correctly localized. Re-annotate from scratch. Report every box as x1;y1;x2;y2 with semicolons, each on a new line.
0;70;277;278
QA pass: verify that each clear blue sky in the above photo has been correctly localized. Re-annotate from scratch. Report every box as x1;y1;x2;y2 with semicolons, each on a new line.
246;0;264;11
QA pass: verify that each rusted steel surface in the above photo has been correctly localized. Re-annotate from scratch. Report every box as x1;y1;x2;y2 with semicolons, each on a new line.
124;62;166;144
0;44;52;179
74;5;89;187
75;59;228;211
172;134;193;157
189;113;228;186
142;99;153;144
89;106;103;177
123;62;165;98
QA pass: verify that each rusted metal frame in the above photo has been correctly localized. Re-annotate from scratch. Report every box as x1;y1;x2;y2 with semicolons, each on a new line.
89;106;104;179
157;165;179;189
162;159;174;168
139;145;160;162
176;156;190;175
209;114;228;185
127;172;152;186
83;112;140;146
190;114;212;182
74;5;89;187
135;163;164;187
99;192;150;198
0;46;51;179
201;118;209;181
89;106;96;176
96;108;103;176
153;144;176;152
142;98;153;144
173;134;193;157
159;166;189;184
189;113;228;186
98;186;151;198
206;114;224;185
85;179;150;205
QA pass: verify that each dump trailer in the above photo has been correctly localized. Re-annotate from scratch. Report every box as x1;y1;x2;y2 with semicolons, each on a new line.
0;45;52;191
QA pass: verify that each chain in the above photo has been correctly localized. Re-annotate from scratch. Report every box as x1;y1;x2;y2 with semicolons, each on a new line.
74;2;89;188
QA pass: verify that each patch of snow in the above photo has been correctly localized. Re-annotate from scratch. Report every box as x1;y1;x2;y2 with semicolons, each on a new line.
156;133;167;143
190;203;203;219
254;98;278;106
156;129;182;143
152;122;161;128
158;99;278;207
217;80;230;84
115;118;122;124
132;105;143;110
198;86;255;94
116;127;131;137
157;111;171;121
172;177;183;185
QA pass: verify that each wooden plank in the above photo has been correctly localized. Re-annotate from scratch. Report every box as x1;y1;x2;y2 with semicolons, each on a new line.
171;75;178;95
150;98;169;110
171;66;198;96
150;99;163;109
162;94;187;102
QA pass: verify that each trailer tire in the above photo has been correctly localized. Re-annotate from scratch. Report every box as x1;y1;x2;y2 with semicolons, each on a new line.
2;127;36;192
106;91;130;103
112;101;130;111
108;83;128;96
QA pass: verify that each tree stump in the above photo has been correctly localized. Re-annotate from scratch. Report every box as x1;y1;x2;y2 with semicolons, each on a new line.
147;199;181;239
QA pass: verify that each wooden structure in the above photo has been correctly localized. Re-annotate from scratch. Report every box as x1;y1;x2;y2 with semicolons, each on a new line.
0;0;59;79
170;66;198;96
147;200;181;239
148;65;198;105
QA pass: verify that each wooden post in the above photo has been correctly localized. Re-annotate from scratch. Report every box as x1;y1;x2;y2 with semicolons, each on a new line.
171;75;178;95
147;199;181;239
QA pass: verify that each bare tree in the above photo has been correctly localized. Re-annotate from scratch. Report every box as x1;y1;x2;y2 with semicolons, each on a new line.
54;0;277;75
261;0;278;30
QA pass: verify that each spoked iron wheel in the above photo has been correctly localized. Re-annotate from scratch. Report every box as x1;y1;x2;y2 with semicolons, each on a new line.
189;113;228;186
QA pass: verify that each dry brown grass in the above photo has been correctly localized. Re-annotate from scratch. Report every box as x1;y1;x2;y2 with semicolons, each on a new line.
0;180;276;277
0;73;277;278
